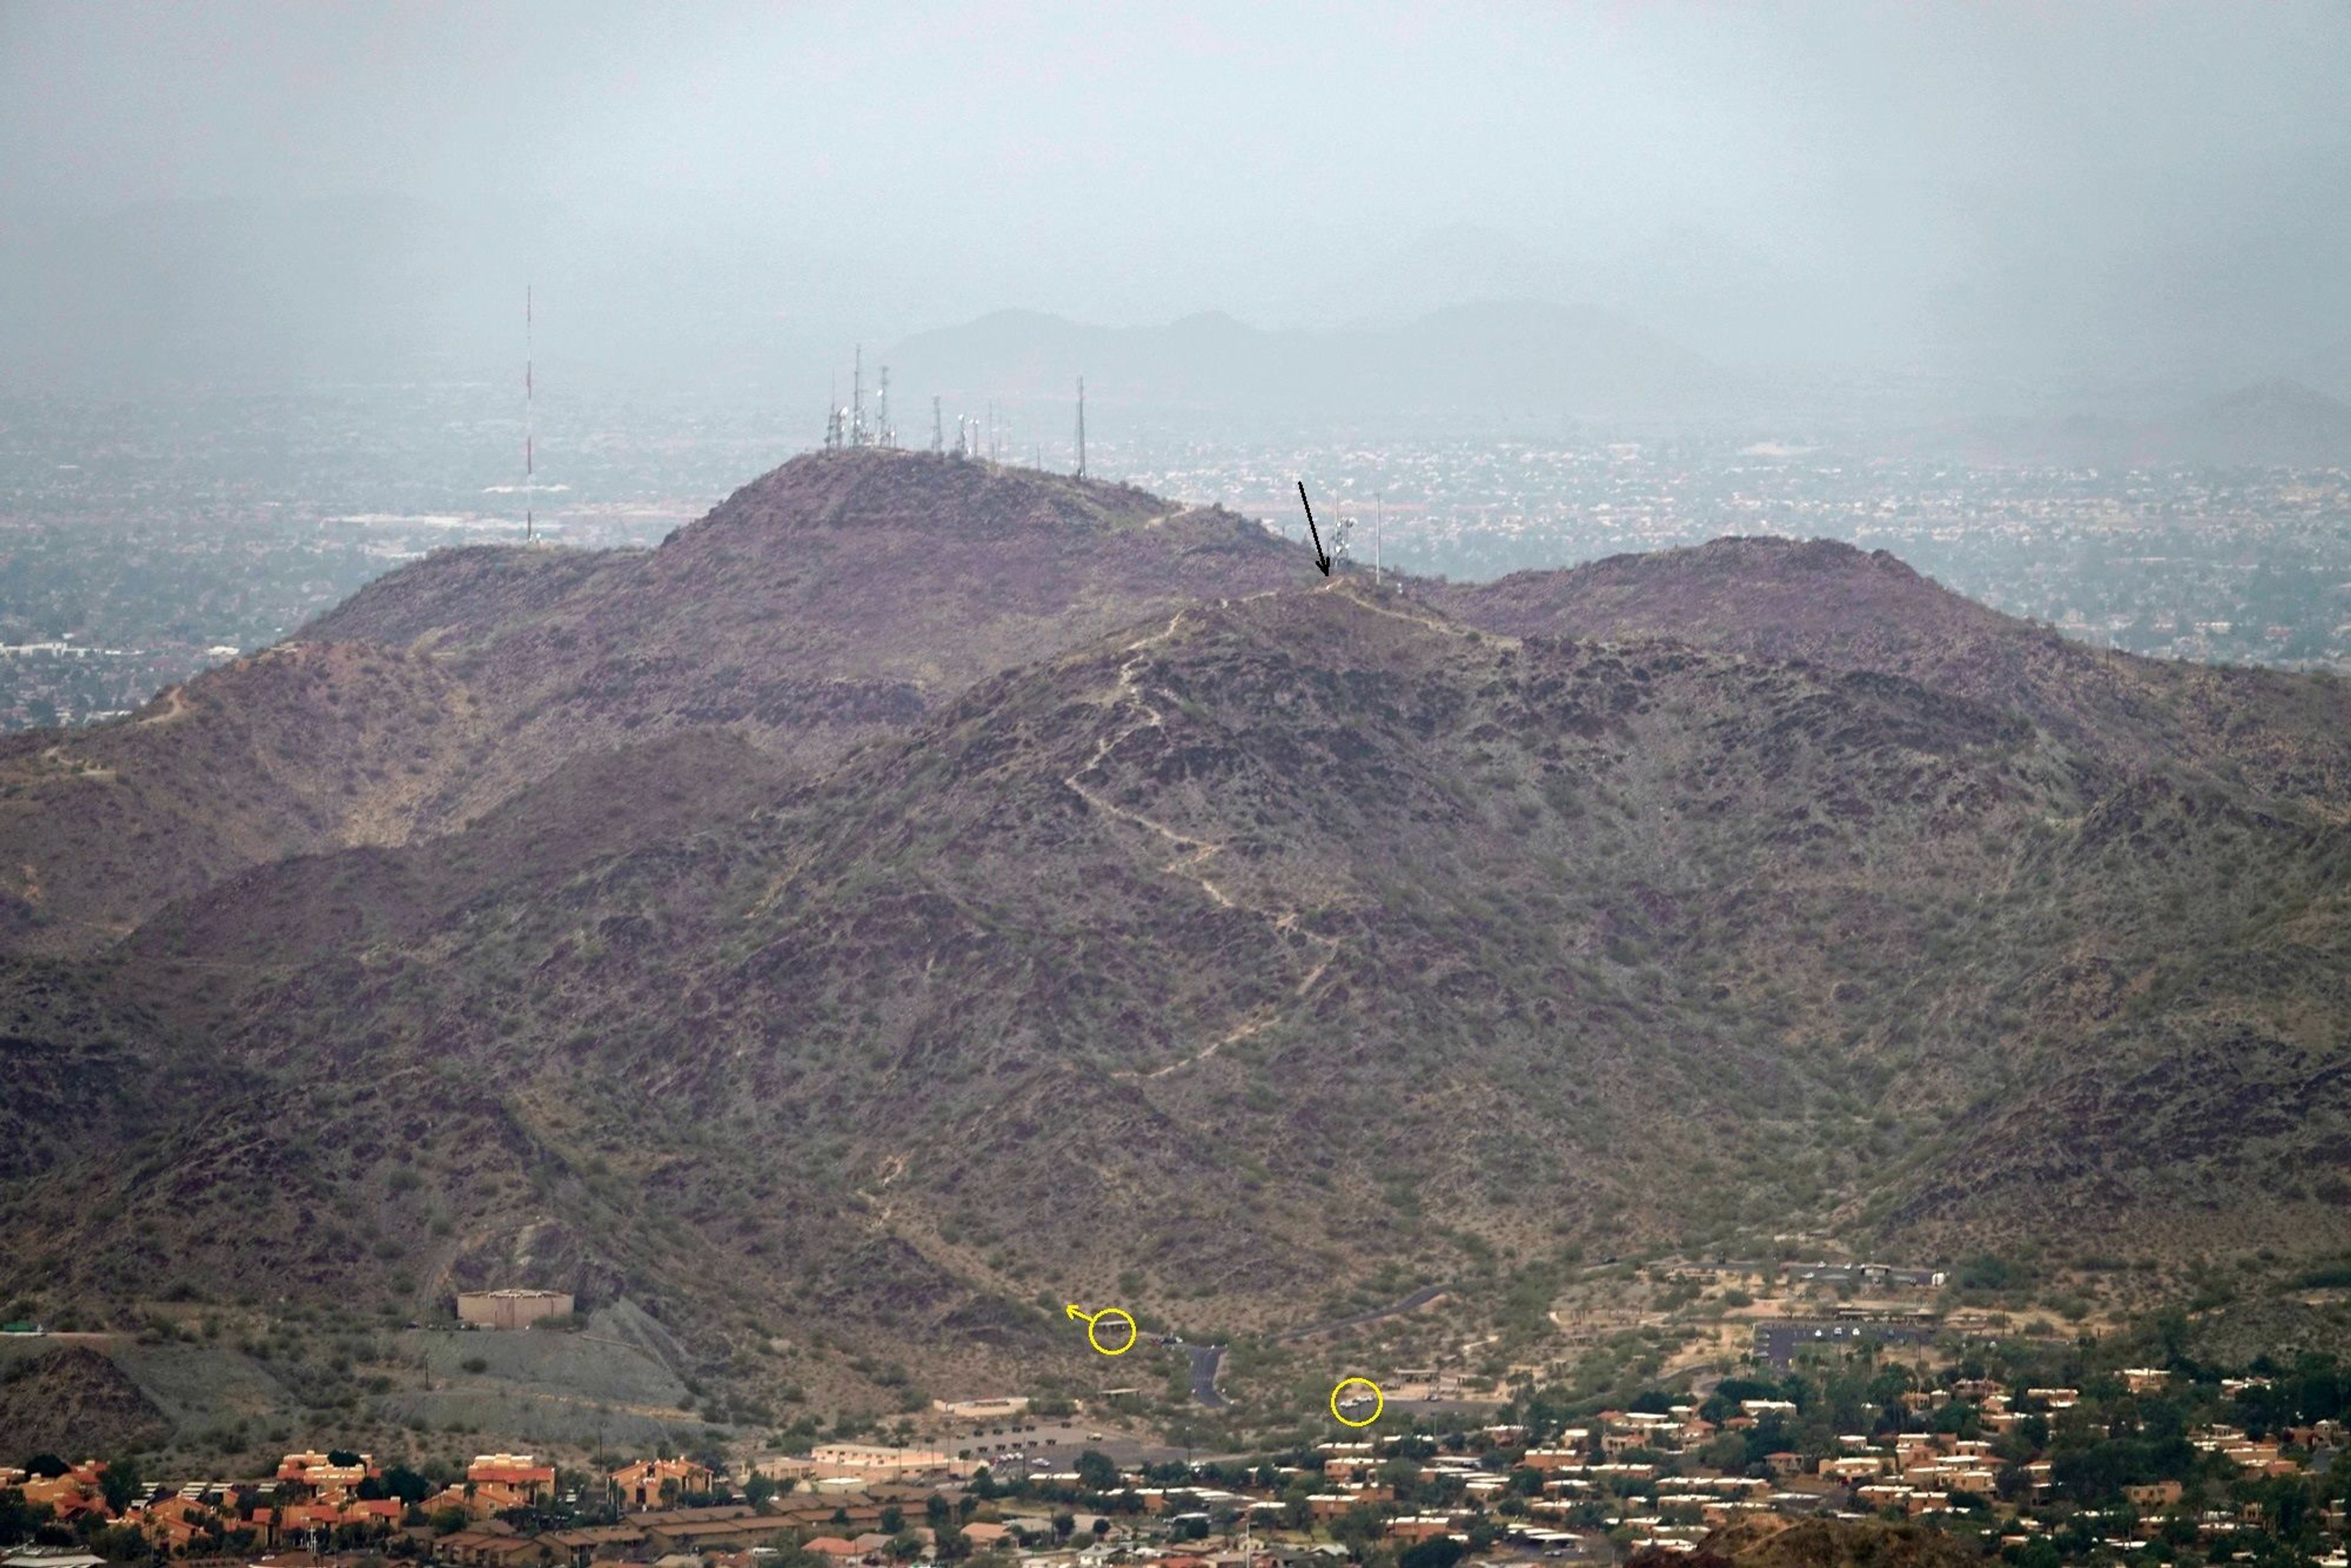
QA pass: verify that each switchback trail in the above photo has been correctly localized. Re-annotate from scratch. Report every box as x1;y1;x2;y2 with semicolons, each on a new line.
1065;609;1343;1081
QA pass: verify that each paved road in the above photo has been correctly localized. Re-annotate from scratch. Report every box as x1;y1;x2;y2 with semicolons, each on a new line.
1277;1283;1451;1343
1187;1343;1228;1407
1174;1282;1454;1407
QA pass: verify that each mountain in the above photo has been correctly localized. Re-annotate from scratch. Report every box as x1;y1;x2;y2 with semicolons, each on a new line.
3;452;2349;1458
302;451;1308;786
0;642;483;958
885;302;1740;432
2158;378;2351;467
0;1346;171;1458
0;452;1311;958
1434;535;2351;810
1303;222;1827;367
1937;377;2351;468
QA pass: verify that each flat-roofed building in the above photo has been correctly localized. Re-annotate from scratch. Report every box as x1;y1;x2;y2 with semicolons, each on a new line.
457;1289;574;1329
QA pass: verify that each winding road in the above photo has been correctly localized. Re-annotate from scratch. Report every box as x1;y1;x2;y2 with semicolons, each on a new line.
1275;1283;1451;1343
1178;1281;1455;1406
1186;1343;1229;1408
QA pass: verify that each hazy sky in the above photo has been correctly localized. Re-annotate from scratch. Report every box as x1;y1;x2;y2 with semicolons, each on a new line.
4;1;2348;394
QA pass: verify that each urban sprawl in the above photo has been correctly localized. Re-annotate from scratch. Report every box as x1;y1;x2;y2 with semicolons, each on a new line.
10;1343;2351;1568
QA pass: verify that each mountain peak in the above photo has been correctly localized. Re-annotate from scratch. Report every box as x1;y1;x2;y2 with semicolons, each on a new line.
681;447;1177;544
2197;375;2344;415
2162;377;2351;467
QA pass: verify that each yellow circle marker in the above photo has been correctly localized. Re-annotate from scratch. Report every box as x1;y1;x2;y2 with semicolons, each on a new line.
1330;1376;1384;1427
1065;1303;1139;1356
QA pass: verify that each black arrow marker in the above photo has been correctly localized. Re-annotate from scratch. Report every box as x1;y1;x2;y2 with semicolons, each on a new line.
1297;481;1332;576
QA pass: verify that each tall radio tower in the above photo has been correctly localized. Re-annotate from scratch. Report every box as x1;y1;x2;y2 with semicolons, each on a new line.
850;346;866;446
1074;375;1087;479
523;285;536;546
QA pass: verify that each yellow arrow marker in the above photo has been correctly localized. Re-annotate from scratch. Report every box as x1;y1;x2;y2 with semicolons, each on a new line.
1331;1376;1384;1428
1065;1303;1139;1356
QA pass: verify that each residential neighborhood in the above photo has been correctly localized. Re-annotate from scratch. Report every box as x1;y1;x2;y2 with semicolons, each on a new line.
11;1343;2351;1568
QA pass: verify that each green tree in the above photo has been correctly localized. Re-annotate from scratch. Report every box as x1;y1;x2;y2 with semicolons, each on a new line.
88;1522;149;1564
1331;1504;1384;1556
370;1466;432;1505
1075;1450;1120;1494
99;1462;142;1515
1701;1433;1750;1474
0;1492;37;1548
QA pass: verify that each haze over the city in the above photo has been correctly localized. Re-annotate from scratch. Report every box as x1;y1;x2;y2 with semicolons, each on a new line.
4;0;2350;412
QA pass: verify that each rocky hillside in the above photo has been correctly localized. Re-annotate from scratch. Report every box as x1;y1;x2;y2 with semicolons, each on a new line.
0;451;1310;961
1635;1517;1978;1568
306;449;1311;795
0;454;2346;1454
0;642;486;957
1439;536;2351;810
0;1346;171;1457
8;575;2349;1429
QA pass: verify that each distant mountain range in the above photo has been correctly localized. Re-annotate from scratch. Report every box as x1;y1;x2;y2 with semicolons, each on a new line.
885;301;1743;432
1941;377;2351;468
9;194;2348;445
4;451;2350;1462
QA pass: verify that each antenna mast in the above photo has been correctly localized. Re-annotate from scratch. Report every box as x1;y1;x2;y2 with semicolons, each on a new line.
1374;493;1382;588
932;396;943;455
523;284;535;545
1074;375;1087;478
878;364;893;448
850;347;865;447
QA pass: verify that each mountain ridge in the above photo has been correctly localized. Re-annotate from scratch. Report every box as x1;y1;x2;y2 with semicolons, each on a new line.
1;454;2347;1461
1439;533;2351;812
1933;377;2351;468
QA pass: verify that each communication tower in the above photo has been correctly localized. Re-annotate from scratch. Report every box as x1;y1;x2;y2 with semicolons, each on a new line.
932;396;943;454
877;365;894;448
1074;375;1087;478
850;346;867;447
523;285;536;544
